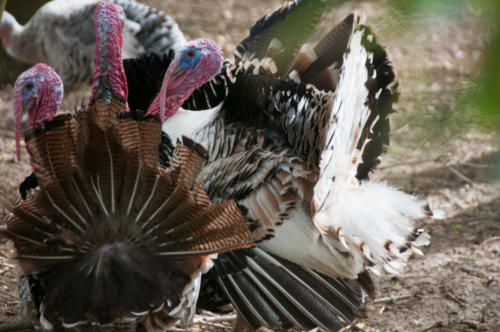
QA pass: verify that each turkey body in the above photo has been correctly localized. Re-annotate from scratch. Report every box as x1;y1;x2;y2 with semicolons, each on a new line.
0;0;185;91
123;9;429;331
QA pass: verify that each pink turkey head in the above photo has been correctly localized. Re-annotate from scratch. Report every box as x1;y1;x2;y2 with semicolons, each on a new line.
13;63;63;161
147;39;223;122
89;2;128;107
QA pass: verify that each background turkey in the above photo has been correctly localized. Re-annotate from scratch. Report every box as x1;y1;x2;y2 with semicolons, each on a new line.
0;0;185;91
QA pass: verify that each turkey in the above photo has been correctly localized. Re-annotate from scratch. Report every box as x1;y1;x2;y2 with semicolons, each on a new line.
15;0;430;330
13;63;63;162
13;63;63;199
122;0;430;330
1;3;253;330
0;0;185;91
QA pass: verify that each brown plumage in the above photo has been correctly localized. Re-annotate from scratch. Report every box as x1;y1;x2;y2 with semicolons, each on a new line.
1;93;254;329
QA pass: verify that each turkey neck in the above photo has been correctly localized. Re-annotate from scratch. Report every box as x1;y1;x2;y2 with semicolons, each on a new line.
149;80;192;121
90;3;128;105
27;83;60;127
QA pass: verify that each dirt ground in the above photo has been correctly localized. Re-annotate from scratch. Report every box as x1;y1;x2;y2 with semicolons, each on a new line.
0;0;499;331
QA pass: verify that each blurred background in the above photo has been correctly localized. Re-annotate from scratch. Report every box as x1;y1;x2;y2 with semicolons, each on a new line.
1;0;498;157
0;0;498;331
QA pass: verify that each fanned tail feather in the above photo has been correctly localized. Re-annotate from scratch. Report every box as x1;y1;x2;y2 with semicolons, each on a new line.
236;0;337;74
312;16;429;275
288;14;354;91
1;100;254;328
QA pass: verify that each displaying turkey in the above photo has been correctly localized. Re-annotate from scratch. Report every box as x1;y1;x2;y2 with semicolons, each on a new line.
1;3;254;330
122;0;430;330
0;0;185;91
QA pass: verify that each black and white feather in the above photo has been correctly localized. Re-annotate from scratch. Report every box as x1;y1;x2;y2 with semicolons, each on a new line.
122;5;429;331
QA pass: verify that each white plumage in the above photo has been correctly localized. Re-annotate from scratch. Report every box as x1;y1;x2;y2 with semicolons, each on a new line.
310;21;430;276
162;104;223;144
0;0;185;91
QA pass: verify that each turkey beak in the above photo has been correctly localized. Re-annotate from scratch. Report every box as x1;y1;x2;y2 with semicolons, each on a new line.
170;67;186;82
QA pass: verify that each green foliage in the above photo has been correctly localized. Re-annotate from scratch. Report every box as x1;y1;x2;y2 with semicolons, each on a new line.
384;0;499;177
474;16;500;178
472;30;500;131
392;0;499;131
387;0;469;18
0;1;6;23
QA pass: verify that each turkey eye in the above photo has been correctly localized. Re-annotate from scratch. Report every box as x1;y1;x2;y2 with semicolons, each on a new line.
186;50;195;59
25;82;34;90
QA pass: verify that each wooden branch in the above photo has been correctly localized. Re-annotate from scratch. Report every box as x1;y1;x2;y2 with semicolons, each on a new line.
377;157;441;170
0;322;34;332
373;293;412;303
448;166;476;185
193;314;237;323
445;290;467;307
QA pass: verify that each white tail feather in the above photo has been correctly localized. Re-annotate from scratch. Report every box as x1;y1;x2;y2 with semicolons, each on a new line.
314;181;428;273
314;18;371;212
310;17;429;274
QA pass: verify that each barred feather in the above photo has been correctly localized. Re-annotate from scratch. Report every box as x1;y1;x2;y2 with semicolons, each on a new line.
1;101;254;328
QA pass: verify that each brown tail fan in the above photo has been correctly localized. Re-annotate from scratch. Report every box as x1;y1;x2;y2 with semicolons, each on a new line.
0;99;255;329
